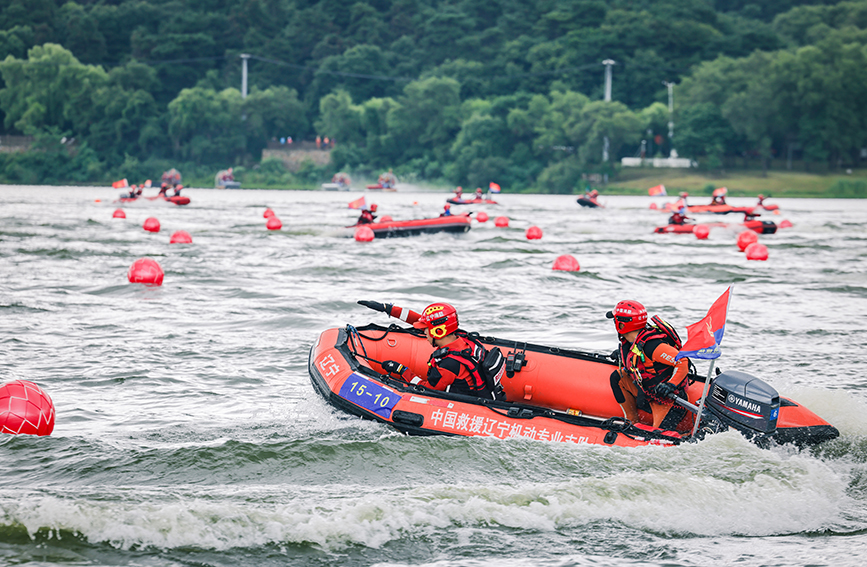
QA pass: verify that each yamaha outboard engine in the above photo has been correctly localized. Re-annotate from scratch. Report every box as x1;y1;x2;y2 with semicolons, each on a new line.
702;370;780;439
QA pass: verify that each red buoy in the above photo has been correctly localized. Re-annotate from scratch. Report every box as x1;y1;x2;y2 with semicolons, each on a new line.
378;215;393;223
552;254;580;272
355;225;375;242
780;219;793;228
649;202;658;210
526;226;543;240
170;230;193;244
264;208;275;218
494;216;509;227
143;217;160;233
476;212;489;223
694;224;710;240
745;242;769;261
0;380;55;436
128;258;164;286
266;216;282;230
113;208;126;219
737;230;758;251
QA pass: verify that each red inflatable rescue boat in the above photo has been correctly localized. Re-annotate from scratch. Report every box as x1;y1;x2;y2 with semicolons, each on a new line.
309;303;839;449
349;215;471;238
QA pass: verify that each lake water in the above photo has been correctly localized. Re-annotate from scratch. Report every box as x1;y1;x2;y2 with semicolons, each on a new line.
1;185;866;567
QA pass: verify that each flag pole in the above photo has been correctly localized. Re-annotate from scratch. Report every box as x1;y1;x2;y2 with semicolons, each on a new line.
690;359;716;437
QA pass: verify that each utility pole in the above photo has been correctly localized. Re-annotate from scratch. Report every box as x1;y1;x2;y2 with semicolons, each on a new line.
602;59;615;162
662;80;674;145
602;59;615;102
241;54;250;98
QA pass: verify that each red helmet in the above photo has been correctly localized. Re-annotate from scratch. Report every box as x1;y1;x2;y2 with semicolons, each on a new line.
444;204;451;209
370;204;378;212
606;300;647;334
413;302;459;339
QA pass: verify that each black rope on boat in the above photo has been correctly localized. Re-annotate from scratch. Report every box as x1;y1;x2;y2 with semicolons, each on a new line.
345;324;418;385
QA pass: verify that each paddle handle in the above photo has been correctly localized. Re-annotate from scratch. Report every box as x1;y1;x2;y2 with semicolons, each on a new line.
357;300;421;323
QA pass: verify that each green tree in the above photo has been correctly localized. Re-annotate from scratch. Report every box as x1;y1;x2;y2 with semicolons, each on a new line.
386;76;462;165
0;43;106;135
243;85;308;158
316;89;364;146
56;2;106;63
676;102;737;169
167;87;245;163
773;34;867;168
567;100;643;167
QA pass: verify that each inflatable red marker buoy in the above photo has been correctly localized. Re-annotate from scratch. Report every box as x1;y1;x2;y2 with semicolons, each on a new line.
0;380;55;436
745;242;769;261
355;225;375;242
694;224;710;240
494;216;509;227
649;202;658;210
113;208;126;219
266;216;282;230
737;230;758;251
170;230;192;244
264;208;275;218
526;226;543;240
378;215;393;223
552;254;580;272
143;217;160;233
476;212;489;223
127;258;164;286
780;219;792;228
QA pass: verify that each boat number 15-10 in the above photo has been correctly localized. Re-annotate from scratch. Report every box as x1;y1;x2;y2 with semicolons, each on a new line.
338;373;402;418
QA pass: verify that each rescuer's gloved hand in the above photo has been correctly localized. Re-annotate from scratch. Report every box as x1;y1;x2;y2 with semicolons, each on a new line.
382;360;408;376
654;381;677;398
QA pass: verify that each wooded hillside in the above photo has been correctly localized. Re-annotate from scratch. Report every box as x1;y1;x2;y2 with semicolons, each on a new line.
1;0;864;190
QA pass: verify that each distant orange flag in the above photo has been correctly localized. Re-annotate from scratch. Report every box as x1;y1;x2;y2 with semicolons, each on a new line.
648;184;666;196
348;196;366;209
112;179;129;189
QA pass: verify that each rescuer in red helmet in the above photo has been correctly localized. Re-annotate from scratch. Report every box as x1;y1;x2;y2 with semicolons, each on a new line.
357;203;377;224
380;302;499;400
607;300;691;430
440;203;452;217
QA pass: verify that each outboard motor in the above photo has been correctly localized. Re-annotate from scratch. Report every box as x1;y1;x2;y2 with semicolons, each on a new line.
702;370;780;438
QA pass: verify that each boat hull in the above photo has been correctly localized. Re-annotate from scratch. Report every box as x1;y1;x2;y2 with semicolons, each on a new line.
577;197;602;208
447;198;498;205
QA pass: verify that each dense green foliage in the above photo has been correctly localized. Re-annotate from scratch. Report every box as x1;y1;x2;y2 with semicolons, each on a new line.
0;0;865;190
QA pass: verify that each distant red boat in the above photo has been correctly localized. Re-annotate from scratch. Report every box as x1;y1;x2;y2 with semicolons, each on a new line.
654;222;726;234
351;215;471;238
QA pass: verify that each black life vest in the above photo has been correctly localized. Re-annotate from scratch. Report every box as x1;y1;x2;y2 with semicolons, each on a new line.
429;332;506;400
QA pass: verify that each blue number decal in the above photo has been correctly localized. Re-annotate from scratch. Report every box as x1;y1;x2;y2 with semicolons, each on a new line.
338;373;401;419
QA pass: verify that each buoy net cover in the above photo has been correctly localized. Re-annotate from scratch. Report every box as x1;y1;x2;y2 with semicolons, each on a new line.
0;380;55;436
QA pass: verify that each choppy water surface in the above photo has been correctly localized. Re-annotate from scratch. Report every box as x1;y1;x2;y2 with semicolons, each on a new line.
1;185;866;567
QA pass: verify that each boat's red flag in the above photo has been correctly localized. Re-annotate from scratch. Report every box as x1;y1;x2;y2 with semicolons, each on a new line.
648;184;666;196
489;182;501;193
112;179;128;189
348;196;366;209
676;287;733;360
